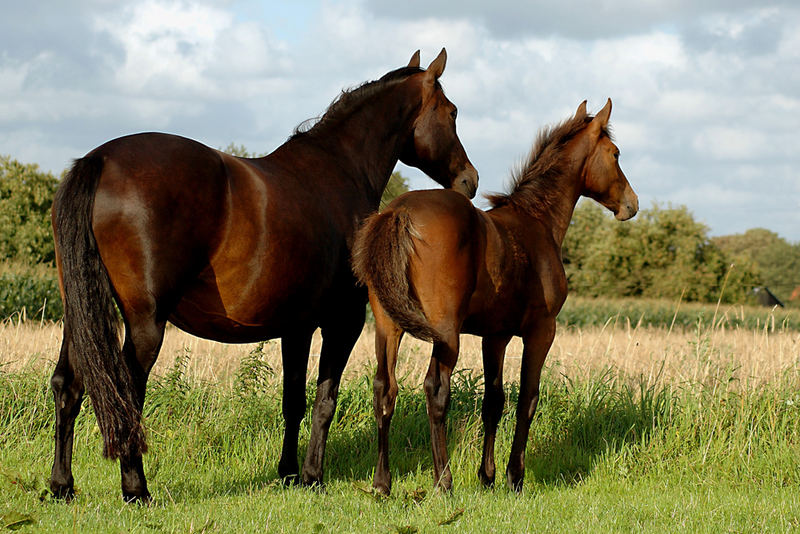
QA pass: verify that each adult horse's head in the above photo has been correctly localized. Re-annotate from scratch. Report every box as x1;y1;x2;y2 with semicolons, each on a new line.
576;98;638;220
397;49;478;199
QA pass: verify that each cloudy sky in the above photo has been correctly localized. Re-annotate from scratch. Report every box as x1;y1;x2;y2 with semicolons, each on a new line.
2;1;798;241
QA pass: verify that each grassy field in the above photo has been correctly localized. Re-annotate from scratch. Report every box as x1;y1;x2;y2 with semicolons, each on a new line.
2;309;800;532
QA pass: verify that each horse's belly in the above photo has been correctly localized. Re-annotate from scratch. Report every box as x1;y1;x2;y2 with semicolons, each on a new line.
168;276;317;343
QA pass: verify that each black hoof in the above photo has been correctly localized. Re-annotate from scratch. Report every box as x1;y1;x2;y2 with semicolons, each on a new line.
372;481;391;497
280;473;300;486
478;469;495;488
506;470;524;493
50;482;75;502
123;491;152;505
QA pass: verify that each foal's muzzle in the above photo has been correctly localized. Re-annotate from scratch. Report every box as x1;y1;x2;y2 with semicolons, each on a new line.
454;165;479;199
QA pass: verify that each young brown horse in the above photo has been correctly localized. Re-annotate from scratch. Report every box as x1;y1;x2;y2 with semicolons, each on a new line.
51;49;478;502
353;99;638;495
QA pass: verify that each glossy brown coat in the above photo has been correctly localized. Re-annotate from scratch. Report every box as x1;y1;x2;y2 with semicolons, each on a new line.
353;99;638;494
50;49;478;502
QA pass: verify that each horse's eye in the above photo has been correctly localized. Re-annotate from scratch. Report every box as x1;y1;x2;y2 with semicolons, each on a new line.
614;152;620;160
450;109;457;120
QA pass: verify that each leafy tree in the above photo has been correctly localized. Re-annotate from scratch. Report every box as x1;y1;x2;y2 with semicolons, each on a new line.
220;143;267;158
563;201;760;303
713;229;800;303
380;171;409;210
0;155;59;264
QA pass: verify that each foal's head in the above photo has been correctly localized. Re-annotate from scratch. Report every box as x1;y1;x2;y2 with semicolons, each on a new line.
576;99;638;220
398;49;479;199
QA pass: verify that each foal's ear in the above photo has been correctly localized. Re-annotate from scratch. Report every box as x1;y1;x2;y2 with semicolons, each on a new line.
588;98;612;136
425;48;447;80
575;100;588;120
408;50;421;68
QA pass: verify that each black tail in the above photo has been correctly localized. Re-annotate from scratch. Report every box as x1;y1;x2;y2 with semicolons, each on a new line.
352;209;443;343
53;156;146;459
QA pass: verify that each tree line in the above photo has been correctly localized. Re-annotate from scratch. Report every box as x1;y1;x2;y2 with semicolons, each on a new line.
1;153;798;311
562;200;799;305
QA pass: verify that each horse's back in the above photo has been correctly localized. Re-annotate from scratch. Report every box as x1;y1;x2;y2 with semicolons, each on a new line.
87;133;355;340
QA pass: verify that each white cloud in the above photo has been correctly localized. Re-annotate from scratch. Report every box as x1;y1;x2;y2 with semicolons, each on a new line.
1;0;799;241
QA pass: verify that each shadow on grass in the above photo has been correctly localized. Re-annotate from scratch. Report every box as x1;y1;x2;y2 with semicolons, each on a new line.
192;367;673;500
0;364;672;502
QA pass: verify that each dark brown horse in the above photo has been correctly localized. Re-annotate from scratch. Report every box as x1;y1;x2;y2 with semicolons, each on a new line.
353;99;638;495
50;49;478;502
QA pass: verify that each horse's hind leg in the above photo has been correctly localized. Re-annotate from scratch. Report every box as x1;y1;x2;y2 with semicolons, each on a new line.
301;302;365;486
478;334;511;487
118;311;166;503
278;328;313;482
50;326;84;500
371;296;404;495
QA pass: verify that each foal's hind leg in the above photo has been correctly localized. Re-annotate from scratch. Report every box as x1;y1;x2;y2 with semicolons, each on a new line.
506;317;556;492
371;296;404;495
424;331;459;492
301;303;365;486
278;328;313;482
118;312;166;503
478;334;511;487
50;327;84;500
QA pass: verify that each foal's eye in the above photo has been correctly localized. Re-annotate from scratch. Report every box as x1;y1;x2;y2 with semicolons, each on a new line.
450;109;458;120
613;152;620;160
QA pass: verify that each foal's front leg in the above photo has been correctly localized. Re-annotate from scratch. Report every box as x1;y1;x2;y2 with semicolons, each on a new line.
506;317;556;492
478;334;511;487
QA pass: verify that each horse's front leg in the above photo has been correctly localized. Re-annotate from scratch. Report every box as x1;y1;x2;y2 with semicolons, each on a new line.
478;334;511;487
301;303;365;486
278;329;313;482
506;317;556;492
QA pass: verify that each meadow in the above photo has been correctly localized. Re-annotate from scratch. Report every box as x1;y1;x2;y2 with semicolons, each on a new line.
1;298;799;532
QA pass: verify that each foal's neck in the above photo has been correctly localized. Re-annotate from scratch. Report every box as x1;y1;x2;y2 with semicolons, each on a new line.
518;139;588;248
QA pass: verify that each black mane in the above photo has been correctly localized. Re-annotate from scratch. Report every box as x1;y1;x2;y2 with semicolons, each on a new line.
290;66;425;140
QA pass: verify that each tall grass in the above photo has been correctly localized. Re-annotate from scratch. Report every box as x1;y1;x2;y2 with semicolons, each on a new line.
2;317;800;531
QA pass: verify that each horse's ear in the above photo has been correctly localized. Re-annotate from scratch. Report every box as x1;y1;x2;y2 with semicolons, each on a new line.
408;50;421;68
425;48;447;80
589;98;612;136
575;100;588;120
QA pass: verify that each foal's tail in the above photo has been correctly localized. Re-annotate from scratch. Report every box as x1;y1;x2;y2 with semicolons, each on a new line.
352;209;443;343
53;156;146;460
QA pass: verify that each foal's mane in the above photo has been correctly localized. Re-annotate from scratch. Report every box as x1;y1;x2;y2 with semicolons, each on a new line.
291;66;427;140
487;113;611;214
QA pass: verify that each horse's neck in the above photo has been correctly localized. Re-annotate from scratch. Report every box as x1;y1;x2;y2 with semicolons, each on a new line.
302;92;416;208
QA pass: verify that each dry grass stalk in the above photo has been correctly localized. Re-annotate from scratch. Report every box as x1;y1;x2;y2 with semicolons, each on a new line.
2;318;798;391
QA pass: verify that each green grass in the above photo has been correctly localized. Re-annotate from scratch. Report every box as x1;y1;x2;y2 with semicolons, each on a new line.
2;352;800;532
557;295;800;331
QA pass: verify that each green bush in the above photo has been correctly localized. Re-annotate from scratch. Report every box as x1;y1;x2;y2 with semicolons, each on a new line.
563;201;762;303
0;264;62;321
0;155;58;265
